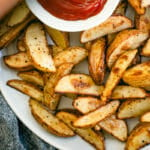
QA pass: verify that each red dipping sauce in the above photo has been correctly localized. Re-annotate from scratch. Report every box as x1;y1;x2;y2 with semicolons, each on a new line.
38;0;107;21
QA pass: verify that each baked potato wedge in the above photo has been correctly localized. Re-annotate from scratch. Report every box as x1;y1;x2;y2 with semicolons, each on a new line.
73;100;120;128
88;38;106;85
25;22;56;72
29;99;75;137
3;52;33;71
17;36;26;52
106;30;148;68
81;15;132;43
54;47;88;67
44;25;69;49
84;41;92;50
117;97;150;119
50;45;63;57
141;0;150;7
125;123;150;150
141;39;150;57
7;79;43;102
141;112;150;122
123;61;150;91
17;70;44;87
43;63;74;110
55;74;104;96
101;49;137;102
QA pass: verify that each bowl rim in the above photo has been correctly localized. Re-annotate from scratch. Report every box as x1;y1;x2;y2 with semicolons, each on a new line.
26;0;120;32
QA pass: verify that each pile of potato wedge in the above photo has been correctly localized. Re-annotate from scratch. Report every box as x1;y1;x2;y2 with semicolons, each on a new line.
1;0;150;149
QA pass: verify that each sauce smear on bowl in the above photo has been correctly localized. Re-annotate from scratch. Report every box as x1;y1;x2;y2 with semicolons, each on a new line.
38;0;107;21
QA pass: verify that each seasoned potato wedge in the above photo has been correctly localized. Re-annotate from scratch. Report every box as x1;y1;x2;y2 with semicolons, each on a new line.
123;61;150;91
73;97;105;114
80;16;132;43
106;30;148;68
141;0;150;7
7;79;43;102
113;1;127;15
73;100;120;128
107;33;117;46
18;70;44;87
84;41;92;50
141;112;150;122
125;123;150;150
17;37;26;52
3;52;33;71
55;74;104;96
44;25;69;49
29;99;75;137
7;1;30;27
101;49;137;102
117;97;150;119
50;45;63;57
54;47;88;67
56;111;105;150
98;115;128;141
44;63;74;110
141;39;150;56
128;0;145;15
25;22;56;72
88;38;106;85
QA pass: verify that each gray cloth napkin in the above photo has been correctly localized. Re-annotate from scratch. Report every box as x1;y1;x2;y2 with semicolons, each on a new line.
0;92;56;150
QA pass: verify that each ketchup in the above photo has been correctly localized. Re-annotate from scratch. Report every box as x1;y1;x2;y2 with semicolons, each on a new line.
38;0;107;21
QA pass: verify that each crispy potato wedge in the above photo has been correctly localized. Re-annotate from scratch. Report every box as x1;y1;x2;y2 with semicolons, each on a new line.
141;0;150;7
101;49;137;102
43;63;74;110
29;99;75;137
54;47;88;67
3;52;33;71
73;97;105;114
0;15;35;49
80;15;132;43
50;45;63;57
25;22;56;72
117;97;150;119
7;79;43;102
123;61;150;91
73;100;120;128
111;86;147;99
56;111;105;150
125;123;150;150
113;1;127;15
106;30;148;68
141;39;150;56
88;38;106;85
17;70;44;87
141;112;150;122
17;37;26;52
128;0;145;15
44;25;69;49
55;74;104;96
98;115;128;141
7;1;30;27
84;41;92;50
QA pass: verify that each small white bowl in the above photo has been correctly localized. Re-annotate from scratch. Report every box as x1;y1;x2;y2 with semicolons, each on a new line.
26;0;120;32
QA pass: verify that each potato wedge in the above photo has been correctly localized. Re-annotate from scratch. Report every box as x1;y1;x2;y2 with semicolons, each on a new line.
128;0;145;15
84;41;92;50
56;111;105;150
44;25;69;49
54;47;88;67
113;1;127;15
25;22;56;72
3;52;33;71
141;39;150;56
123;61;150;91
101;49;137;102
125;123;150;150
106;30;148;68
18;70;44;87
141;0;150;7
50;45;63;57
7;79;43;102
80;15;132;43
29;99;75;137
141;112;150;122
43;63;74;110
98;115;128;141
107;33;117;46
73;97;105;114
7;1;30;27
88;38;106;85
55;74;104;96
117;97;150;119
17;37;26;52
73;100;120;128
0;14;35;49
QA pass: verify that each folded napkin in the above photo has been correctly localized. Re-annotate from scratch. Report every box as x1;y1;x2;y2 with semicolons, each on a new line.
0;92;56;150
